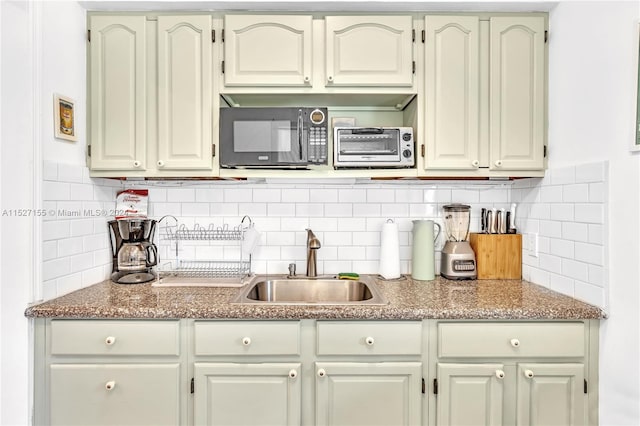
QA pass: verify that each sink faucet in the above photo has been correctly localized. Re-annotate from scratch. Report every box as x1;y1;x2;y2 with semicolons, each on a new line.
306;229;321;277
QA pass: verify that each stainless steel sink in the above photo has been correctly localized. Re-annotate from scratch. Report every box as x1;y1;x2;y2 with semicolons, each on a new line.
232;275;388;305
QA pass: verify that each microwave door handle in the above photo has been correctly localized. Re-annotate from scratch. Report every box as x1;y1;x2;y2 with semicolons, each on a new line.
297;110;303;161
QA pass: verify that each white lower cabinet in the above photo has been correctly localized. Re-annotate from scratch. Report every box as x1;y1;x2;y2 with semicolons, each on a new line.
316;362;422;426
433;322;591;426
50;364;181;426
193;363;301;426
436;363;505;426
34;318;598;426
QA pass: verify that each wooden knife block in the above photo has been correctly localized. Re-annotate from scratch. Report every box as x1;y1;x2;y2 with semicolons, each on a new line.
469;233;522;280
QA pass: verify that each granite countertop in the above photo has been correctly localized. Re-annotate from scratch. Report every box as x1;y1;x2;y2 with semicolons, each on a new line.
24;275;604;320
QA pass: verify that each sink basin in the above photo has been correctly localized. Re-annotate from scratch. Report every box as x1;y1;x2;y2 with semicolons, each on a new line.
232;275;388;305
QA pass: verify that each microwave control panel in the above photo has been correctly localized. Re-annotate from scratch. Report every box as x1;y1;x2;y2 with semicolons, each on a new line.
307;109;328;164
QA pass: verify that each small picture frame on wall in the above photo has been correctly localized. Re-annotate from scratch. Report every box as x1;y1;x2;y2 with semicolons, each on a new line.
53;94;77;142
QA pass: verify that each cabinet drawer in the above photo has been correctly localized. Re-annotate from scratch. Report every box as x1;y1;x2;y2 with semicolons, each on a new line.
317;321;422;356
50;363;180;426
194;321;300;356
50;320;180;356
438;322;585;358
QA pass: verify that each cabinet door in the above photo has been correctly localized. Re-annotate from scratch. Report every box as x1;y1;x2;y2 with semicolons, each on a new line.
316;362;422;426
223;15;312;87
325;16;414;87
436;363;505;426
157;16;213;170
89;16;147;171
489;16;546;171
194;363;301;426
49;364;180;426
424;16;480;170
516;363;585;426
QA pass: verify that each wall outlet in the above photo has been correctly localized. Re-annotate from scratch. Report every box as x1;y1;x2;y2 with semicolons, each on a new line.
527;233;539;257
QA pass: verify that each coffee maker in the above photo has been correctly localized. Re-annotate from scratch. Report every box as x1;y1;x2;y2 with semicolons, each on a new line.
108;219;158;284
440;204;477;279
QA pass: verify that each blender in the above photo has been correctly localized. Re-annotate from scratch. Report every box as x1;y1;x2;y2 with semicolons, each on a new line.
440;204;477;279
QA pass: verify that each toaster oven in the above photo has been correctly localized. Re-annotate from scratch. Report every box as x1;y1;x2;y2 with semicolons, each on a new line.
333;127;415;168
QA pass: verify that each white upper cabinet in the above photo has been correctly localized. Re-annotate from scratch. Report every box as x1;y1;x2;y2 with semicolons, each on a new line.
223;15;313;87
325;16;414;87
489;16;546;171
157;15;213;170
89;16;147;171
424;16;480;170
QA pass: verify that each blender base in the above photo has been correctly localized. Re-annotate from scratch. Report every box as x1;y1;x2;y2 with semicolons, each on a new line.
440;241;477;280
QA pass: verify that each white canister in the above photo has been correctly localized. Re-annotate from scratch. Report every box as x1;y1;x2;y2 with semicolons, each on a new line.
411;220;441;280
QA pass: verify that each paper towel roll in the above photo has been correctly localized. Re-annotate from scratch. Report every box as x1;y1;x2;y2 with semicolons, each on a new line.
379;220;401;279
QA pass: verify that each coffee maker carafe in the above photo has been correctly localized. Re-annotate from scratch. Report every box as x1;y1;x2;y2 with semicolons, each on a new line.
108;219;158;284
440;204;477;279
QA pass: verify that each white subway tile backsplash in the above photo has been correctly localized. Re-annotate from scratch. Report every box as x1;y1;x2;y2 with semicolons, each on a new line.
574;280;605;307
549;238;575;258
539;253;562;274
367;188;395;203
181;203;210;216
195;188;223;203
43;181;71;201
574;242;604;266
43;221;70;241
310;188;338;203
550;204;574;221
562;184;590;203
43;258;71;281
57;163;84;183
253;188;281;203
549;273;575;295
574;204;603;224
562;258;589;281
40;161;608;312
224;188;252;202
238;203;267;217
540;186;563;203
324;203;353;217
450;189;480;204
284;188;310;203
588;182;605;203
395;189;423;203
381;203;409;218
561;222;589;242
424;188;452;203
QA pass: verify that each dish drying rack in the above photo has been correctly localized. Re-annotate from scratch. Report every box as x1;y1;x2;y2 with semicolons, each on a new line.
154;216;253;286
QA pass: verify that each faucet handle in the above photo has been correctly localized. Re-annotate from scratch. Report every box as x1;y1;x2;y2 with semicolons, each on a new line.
288;263;296;277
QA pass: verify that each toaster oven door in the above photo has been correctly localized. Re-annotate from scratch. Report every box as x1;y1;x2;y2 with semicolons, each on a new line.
335;128;401;165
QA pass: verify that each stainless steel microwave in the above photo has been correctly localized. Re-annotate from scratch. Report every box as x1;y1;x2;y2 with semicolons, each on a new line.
333;127;415;168
220;107;328;168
